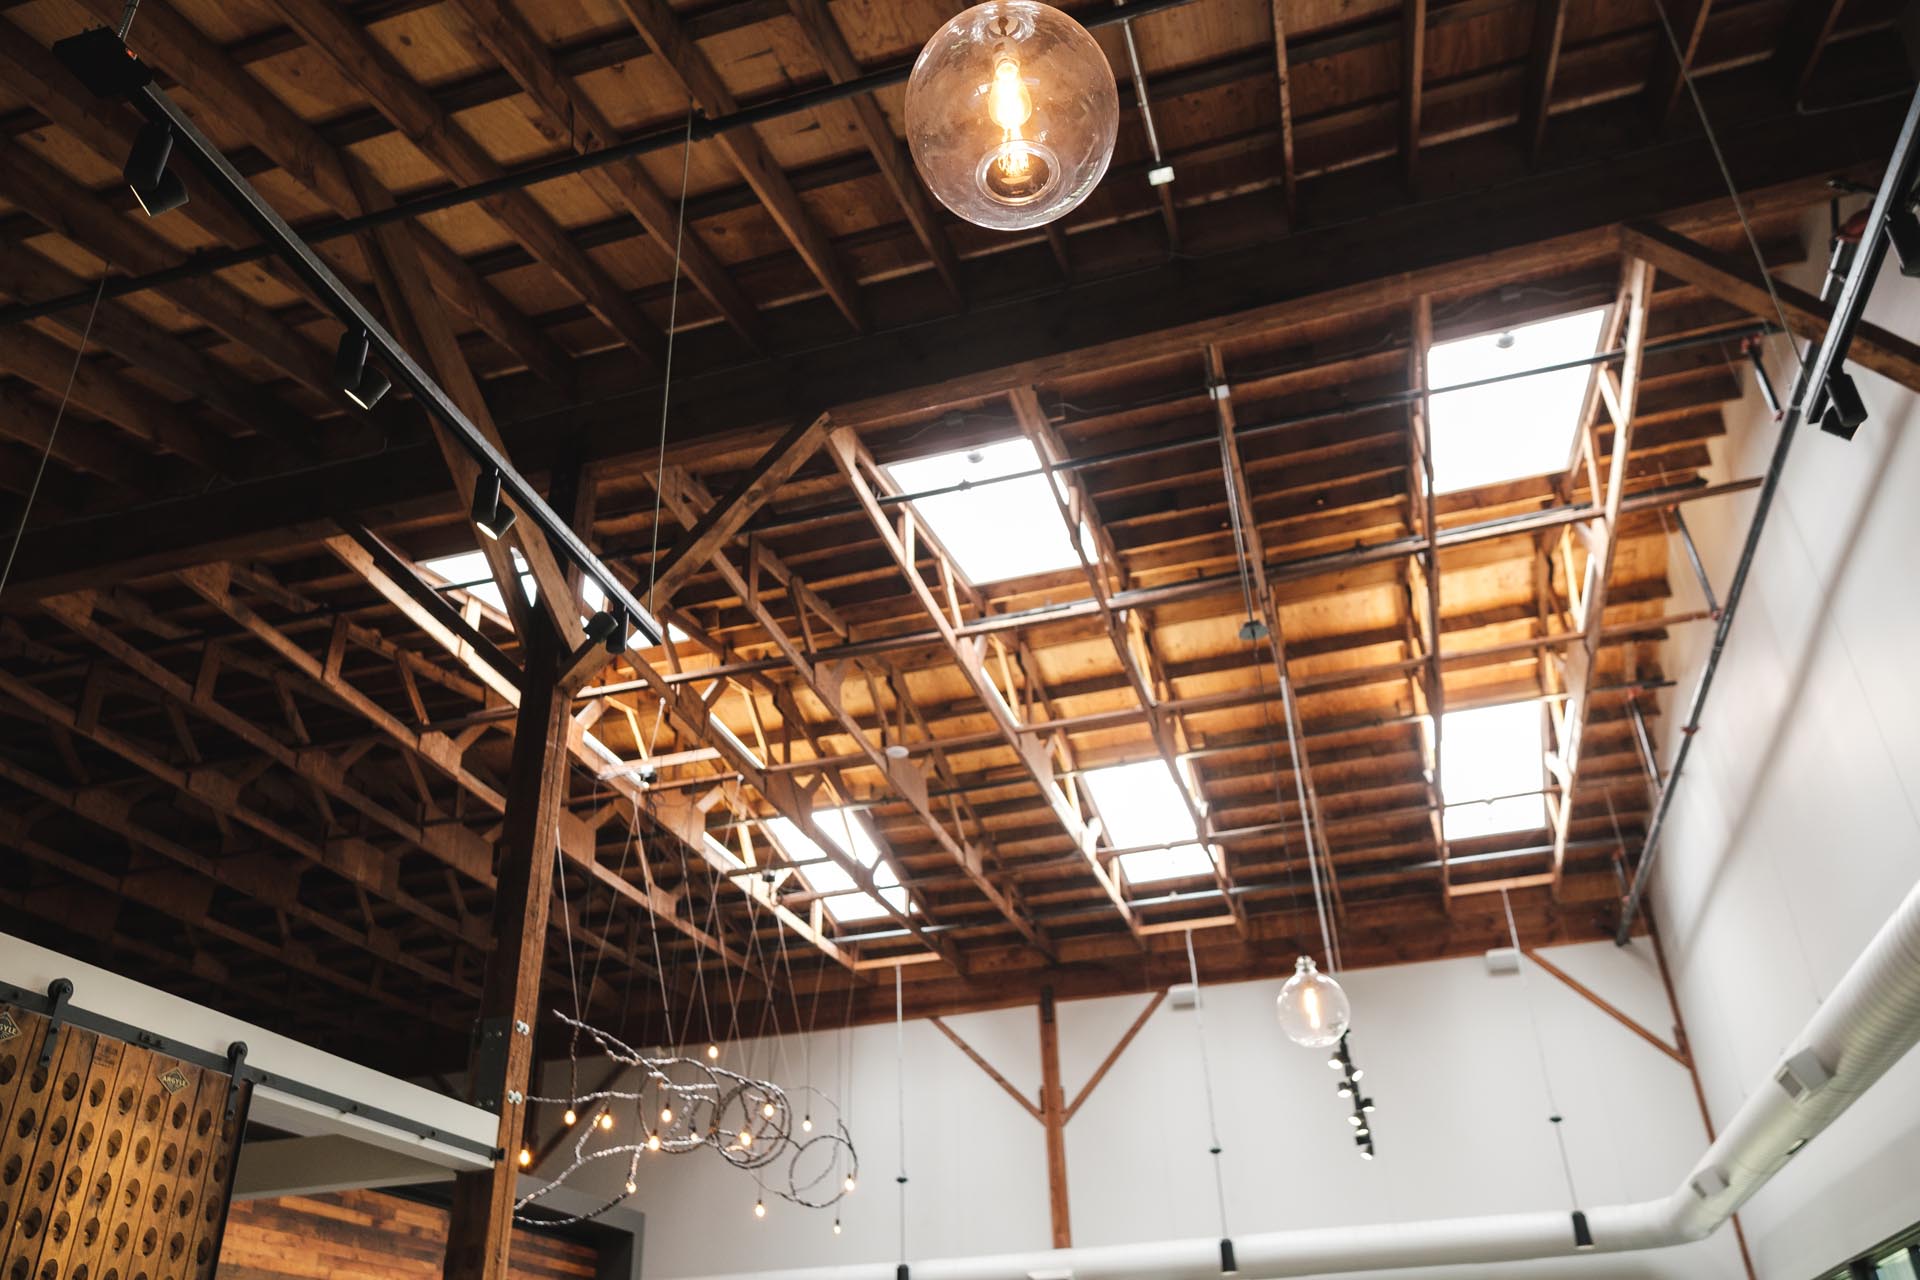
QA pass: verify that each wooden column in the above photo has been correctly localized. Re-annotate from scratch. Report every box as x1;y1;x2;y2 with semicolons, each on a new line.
442;606;572;1280
1038;987;1072;1248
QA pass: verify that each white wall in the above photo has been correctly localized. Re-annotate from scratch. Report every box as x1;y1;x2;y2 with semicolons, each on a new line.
547;942;1742;1278
1651;211;1920;1278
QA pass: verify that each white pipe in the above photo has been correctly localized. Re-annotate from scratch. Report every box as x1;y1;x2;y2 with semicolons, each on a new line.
683;876;1920;1280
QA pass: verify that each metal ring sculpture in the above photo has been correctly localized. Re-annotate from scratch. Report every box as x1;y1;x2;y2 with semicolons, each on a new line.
514;1012;859;1225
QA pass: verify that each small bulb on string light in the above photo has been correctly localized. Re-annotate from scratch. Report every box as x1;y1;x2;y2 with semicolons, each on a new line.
738;1128;755;1147
660;1106;674;1125
762;1101;777;1119
563;1108;578;1127
599;1111;615;1131
844;1174;857;1193
626;1177;638;1195
802;1115;814;1133
833;1218;842;1236
647;1131;662;1152
517;1147;532;1168
754;1199;767;1219
707;1044;721;1060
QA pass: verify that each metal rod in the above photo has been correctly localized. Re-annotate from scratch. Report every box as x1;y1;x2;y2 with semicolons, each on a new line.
1119;13;1165;166
1670;508;1719;616
0;0;1208;329
1616;87;1920;943
124;73;665;647
1628;695;1662;789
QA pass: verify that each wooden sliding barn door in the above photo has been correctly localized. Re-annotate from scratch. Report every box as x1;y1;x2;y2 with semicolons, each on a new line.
0;1002;251;1280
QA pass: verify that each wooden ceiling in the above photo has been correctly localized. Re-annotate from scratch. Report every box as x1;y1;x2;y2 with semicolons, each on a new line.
0;0;1912;1073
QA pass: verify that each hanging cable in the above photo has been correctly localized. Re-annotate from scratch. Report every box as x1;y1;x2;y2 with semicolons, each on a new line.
0;274;106;604
1501;889;1585;1226
894;964;909;1279
644;102;696;615
1182;930;1233;1256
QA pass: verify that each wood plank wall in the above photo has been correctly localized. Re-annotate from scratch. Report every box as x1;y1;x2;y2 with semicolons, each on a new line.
217;1190;596;1280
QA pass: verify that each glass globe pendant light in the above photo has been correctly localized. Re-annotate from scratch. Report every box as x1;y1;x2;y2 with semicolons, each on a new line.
905;0;1119;231
1275;955;1351;1047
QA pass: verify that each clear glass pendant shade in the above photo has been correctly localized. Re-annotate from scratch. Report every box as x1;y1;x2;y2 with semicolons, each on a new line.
1276;955;1351;1047
904;0;1118;231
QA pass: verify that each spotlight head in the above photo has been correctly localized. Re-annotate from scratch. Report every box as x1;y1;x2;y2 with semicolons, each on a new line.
125;121;189;217
1361;1098;1375;1112
1327;1056;1343;1070
884;743;912;760
584;610;621;649
333;329;392;410
1347;1114;1363;1126
1351;1068;1364;1081
1571;1210;1594;1250
1888;206;1920;278
1237;618;1270;643
470;469;516;541
1336;1083;1353;1098
1819;371;1868;440
1358;1142;1374;1160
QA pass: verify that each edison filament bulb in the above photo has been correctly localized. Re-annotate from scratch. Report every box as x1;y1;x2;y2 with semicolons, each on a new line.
660;1105;674;1124
905;0;1117;231
598;1111;615;1131
1275;955;1351;1048
707;1043;721;1060
646;1131;662;1152
754;1199;767;1219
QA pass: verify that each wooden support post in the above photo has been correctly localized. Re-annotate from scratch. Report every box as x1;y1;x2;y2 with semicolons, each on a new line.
1038;988;1072;1249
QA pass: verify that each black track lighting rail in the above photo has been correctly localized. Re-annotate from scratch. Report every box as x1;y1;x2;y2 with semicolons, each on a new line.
3;0;1206;329
54;27;662;648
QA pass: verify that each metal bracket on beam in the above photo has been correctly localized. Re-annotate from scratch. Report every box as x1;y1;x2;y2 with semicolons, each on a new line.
38;977;72;1068
224;1041;249;1127
471;1016;512;1112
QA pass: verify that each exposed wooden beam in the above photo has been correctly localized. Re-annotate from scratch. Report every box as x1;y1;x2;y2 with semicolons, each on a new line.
1642;0;1710;128
1523;945;1685;1064
1064;988;1167;1122
1772;0;1850;102
1271;0;1299;220
442;620;571;1280
440;0;768;347
264;0;666;367
1548;257;1652;889
649;416;830;611
1520;0;1571;159
782;0;965;302
1401;0;1427;188
0;133;338;399
1618;221;1920;395
1038;988;1071;1249
927;1015;1040;1120
611;0;866;332
0;381;175;496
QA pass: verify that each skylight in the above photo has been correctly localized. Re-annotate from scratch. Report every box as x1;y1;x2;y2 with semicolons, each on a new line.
883;437;1084;586
1438;702;1548;841
763;809;909;925
1426;308;1607;494
420;549;533;613
1083;759;1216;886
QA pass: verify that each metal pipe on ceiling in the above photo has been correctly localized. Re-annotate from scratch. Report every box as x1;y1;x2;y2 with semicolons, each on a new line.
1614;87;1920;943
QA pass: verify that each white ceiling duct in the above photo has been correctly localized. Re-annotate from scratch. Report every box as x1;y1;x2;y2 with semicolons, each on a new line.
680;873;1920;1280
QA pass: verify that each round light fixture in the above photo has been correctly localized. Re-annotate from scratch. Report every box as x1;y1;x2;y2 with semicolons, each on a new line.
1275;955;1351;1047
904;0;1118;231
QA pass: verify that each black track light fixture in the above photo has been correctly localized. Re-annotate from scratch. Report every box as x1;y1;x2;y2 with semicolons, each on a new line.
471;469;517;542
1218;1238;1238;1275
584;609;627;653
1888;205;1920;278
1819;370;1869;440
332;328;392;410
125;120;188;216
1571;1209;1595;1250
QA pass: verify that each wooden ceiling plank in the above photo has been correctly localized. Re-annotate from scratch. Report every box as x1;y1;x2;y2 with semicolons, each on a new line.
1401;0;1426;189
262;0;667;367
782;0;965;302
1271;0;1299;220
1520;0;1571;160
1619;221;1920;394
0;380;171;495
611;0;867;332
443;0;769;348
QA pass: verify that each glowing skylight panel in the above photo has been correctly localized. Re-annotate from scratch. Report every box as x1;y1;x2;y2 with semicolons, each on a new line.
420;549;533;613
883;437;1083;586
1083;759;1216;885
1426;308;1607;494
1439;702;1548;841
764;809;908;924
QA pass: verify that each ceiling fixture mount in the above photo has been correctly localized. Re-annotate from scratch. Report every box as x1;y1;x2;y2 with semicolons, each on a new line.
904;0;1118;230
1275;954;1350;1047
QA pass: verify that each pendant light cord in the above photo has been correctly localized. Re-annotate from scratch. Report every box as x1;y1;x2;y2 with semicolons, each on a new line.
0;274;107;605
894;964;909;1270
644;103;696;616
1501;888;1582;1211
1183;929;1232;1242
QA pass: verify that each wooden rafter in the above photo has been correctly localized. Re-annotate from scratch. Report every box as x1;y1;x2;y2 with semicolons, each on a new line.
264;0;667;366
1271;0;1299;221
1642;0;1711;127
1520;0;1570;159
611;0;866;332
1401;0;1426;188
